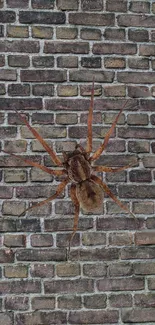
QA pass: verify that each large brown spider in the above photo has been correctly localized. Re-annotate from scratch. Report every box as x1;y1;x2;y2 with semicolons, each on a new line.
4;82;135;254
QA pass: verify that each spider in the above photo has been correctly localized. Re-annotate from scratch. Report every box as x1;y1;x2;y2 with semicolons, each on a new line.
4;82;135;255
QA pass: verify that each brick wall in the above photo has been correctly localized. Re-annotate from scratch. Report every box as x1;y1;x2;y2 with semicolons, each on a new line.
0;0;155;324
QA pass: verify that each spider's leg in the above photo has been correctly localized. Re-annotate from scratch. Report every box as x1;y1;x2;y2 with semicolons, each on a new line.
68;183;80;257
86;80;94;153
18;177;69;217
90;100;128;162
15;110;62;166
91;175;136;219
93;164;133;173
2;150;66;176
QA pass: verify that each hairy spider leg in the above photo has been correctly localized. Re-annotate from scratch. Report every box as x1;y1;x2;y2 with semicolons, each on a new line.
15;110;62;166
18;177;69;217
93;164;133;173
86;79;95;153
2;150;66;176
91;175;136;219
90;99;129;162
68;183;80;256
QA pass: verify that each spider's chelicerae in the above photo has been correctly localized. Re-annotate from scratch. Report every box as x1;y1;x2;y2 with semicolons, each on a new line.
4;82;135;254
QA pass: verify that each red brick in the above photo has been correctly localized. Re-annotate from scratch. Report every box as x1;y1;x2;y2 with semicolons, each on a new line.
0;98;42;111
0;249;14;263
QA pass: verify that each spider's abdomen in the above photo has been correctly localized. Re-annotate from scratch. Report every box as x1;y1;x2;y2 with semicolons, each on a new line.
76;180;104;213
67;154;91;183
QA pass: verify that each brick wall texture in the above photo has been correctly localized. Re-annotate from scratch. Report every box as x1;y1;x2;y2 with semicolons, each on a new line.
0;0;155;324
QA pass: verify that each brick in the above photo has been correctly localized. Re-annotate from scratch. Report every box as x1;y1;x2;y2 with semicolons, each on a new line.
106;170;126;183
128;57;149;69
57;0;78;10
0;40;39;53
0;83;6;94
4;296;29;310
57;85;78;97
93;43;137;55
68;310;119;324
0;24;4;37
69;13;115;26
30;168;53;182
68;125;112;139
140;99;155;111
97;277;144;291
104;57;125;69
32;56;54;68
0;11;16;23
118;14;155;27
128;85;150;98
104;85;126;97
121;247;155;259
0;249;14;263
44;217;93;232
30;263;54;278
81;57;101;68
32;0;55;9
56;263;80;277
128;140;150;153
70;248;119;261
8;84;30;96
97;217;142;231
44;41;89;54
16;248;66;262
146;218;155;230
83;263;107;277
2;201;26;216
19;11;66;24
0;69;16;81
8;55;30;67
0;280;41;294
107;0;127;11
58;295;81;309
32;26;53;39
119;184;155;199
21;69;66;82
80;85;102;96
0;219;16;232
31;297;55;310
15;219;41;232
55;141;76;153
152;86;155;96
109;262;132;277
69;70;114;82
15;311;67;325
135;231;155;245
148;278;155;290
139;44;155;56
80;28;101;40
0;112;4;123
7;25;29;38
6;0;29;7
82;232;106;246
134;293;155;308
16;184;63;198
57;56;78;68
32;84;54;96
129;1;150;13
4;234;26;247
56;113;78;124
0;54;5;66
142;156;155;168
134;262;155;275
44;279;93;294
122;309;155;323
129;169;152;182
0;0;3;7
152;143;155;153
128;28;149;42
84;294;106;309
118;127;155;139
133;201;154;214
0;313;13;325
97;154;138;167
109;294;132;307
4;169;27;183
109;233;133;246
104;28;125;40
56;27;78;39
30;234;53;247
81;0;103;11
0;154;41;167
4;265;28;278
21;125;66;138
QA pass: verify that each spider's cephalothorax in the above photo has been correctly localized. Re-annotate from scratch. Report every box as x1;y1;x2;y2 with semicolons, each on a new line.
4;81;136;256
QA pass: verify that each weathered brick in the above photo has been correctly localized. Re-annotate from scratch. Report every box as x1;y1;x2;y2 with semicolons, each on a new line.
83;263;107;277
0;54;5;66
128;28;149;42
2;201;26;216
32;0;55;9
128;140;150;153
30;263;54;278
0;11;16;23
152;142;155;153
32;26;53;39
106;0;127;12
57;56;78;68
58;295;81;309
134;293;155;308
16;248;66;262
97;277;144;291
97;217;142;231
44;217;93;232
32;56;54;68
118;127;155;139
57;85;78;97
0;249;14;263
0;313;13;325
56;263;80;277
128;57;149;69
135;231;155;245
84;294;107;309
19;11;66;24
151;86;155;97
81;57;101;68
133;201;154;214
44;41;89;54
93;43;137;55
109;293;132;307
30;168;53;182
104;57;125;69
44;279;93;294
129;1;150;13
0;280;41;294
30;234;53;247
104;28;125;40
81;0;103;11
57;0;78;10
97;154;138;167
80;28;101;40
21;125;66;139
4;265;28;278
121;247;155;259
117;14;155;27
104;85;126;97
21;69;66;82
8;54;30;67
122;309;155;323
82;232;106;246
4;234;26;247
80;84;102;96
128;85;150;98
69;13;115;26
140;99;155;111
129;169;152;182
4;169;27;182
0;69;17;81
15;311;67;325
31;297;55;310
0;83;6;94
68;310;119;324
4;296;29;310
0;219;16;232
139;44;155;56
56;113;78;124
70;248;119;261
69;70;114;82
8;84;30;96
0;24;4;37
109;233;133;246
134;262;155;275
146;218;155;230
148;278;155;290
56;27;78;39
32;84;54;96
0;154;41;167
6;0;29;8
55;141;76;153
7;25;29;38
0;40;39;53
